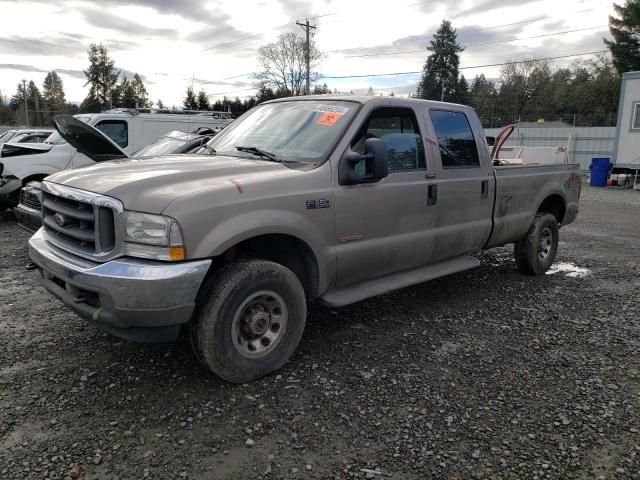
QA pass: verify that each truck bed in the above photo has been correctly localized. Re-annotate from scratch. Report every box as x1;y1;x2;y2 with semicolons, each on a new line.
485;163;582;248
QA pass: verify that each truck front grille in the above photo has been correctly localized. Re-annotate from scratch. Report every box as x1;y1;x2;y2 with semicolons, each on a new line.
42;192;115;256
20;189;41;211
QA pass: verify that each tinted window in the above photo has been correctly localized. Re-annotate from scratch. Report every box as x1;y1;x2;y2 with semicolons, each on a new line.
352;108;426;171
430;110;479;168
96;120;129;148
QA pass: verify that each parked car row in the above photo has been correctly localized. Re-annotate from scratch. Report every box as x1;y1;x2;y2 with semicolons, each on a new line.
0;108;233;209
13;122;219;231
15;95;581;383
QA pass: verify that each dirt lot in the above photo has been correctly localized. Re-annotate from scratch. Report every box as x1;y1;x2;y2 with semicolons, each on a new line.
1;185;639;480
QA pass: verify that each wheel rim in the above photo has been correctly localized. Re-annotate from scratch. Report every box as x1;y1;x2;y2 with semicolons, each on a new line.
538;227;553;261
231;290;288;359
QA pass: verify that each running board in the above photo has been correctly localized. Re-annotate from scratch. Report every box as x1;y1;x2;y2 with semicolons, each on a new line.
320;256;480;307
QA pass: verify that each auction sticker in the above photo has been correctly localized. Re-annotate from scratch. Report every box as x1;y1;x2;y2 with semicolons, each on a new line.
314;104;350;115
316;112;342;126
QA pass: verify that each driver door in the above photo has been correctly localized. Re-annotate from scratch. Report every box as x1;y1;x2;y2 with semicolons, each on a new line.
333;105;438;287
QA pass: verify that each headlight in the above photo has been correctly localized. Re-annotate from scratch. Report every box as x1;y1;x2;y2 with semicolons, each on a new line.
123;211;185;261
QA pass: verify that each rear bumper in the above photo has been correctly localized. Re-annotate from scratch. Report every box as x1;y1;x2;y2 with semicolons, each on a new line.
28;229;211;342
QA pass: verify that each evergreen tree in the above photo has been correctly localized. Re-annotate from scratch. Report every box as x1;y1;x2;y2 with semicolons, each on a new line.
469;74;498;127
416;20;464;101
113;76;136;108
183;86;198;109
312;83;331;94
196;89;210;110
42;71;67;124
83;43;119;109
454;75;470;104
157;99;164;109
131;73;151;108
605;0;640;74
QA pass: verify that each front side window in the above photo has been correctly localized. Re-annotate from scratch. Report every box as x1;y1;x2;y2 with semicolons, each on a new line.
96;120;129;148
430;110;480;169
352;107;426;171
205;100;357;162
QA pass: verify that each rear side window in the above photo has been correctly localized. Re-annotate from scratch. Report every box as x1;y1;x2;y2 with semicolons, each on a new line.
95;120;129;148
430;110;479;169
352;107;426;171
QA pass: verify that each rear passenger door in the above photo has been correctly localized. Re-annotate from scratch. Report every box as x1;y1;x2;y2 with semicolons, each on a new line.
426;109;494;262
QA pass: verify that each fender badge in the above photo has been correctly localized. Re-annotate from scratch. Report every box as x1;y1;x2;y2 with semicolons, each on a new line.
306;199;331;209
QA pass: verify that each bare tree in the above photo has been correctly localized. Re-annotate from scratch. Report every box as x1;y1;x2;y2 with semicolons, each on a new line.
254;32;321;96
497;59;551;121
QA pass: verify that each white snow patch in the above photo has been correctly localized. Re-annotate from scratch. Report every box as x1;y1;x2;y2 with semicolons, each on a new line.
546;262;591;278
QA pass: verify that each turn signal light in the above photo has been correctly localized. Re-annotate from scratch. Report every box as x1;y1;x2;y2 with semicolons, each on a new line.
168;247;185;261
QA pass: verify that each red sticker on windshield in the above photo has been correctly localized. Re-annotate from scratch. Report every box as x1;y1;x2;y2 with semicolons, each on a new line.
316;112;342;126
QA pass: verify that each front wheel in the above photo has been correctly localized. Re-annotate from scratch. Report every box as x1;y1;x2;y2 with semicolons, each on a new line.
191;259;306;383
514;213;559;275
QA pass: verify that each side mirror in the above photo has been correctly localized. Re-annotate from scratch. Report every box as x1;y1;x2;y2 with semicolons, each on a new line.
339;138;389;185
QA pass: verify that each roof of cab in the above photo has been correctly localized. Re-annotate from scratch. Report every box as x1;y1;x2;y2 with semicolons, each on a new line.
264;94;470;110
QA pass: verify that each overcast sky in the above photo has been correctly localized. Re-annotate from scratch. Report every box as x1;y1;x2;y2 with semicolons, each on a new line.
0;0;614;107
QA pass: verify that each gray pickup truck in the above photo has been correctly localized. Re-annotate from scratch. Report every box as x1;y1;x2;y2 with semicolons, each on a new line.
28;96;581;382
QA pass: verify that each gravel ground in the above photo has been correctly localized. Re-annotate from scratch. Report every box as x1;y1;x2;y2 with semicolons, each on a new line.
1;185;639;480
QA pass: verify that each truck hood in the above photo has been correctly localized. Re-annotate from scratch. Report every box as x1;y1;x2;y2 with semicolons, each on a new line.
44;155;297;213
53;114;128;162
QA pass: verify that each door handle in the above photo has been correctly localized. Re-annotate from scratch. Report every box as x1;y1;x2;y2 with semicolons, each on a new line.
427;184;438;206
481;180;489;199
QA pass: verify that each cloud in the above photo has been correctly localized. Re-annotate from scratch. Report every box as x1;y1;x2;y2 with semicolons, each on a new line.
0;32;137;58
454;0;539;19
75;5;176;38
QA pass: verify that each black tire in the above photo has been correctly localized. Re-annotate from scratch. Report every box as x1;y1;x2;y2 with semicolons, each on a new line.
192;259;306;383
514;213;559;275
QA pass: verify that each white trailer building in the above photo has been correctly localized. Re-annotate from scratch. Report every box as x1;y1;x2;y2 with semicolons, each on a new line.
612;71;640;187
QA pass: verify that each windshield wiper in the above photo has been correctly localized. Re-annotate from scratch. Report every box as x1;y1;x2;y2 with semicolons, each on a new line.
235;146;280;162
201;143;216;155
235;146;300;164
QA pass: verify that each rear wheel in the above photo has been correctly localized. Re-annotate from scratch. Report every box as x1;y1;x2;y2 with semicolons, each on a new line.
191;259;306;383
514;213;559;275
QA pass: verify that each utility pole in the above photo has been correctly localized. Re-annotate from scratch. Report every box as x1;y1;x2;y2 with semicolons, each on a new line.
22;79;29;127
296;19;316;95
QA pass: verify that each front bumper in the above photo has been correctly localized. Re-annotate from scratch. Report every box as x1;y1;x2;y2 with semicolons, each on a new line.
14;203;42;232
28;229;211;342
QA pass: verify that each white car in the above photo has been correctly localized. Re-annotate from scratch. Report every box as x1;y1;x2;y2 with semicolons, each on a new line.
0;109;233;208
0;129;53;148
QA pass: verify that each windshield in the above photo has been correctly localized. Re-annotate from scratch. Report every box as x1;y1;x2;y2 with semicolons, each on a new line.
134;136;191;157
0;131;15;143
45;131;67;145
204;100;357;162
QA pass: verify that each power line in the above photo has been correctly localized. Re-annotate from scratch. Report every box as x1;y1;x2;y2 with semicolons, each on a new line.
326;7;602;54
202;11;336;54
206;87;257;97
342;25;607;58
319;50;608;79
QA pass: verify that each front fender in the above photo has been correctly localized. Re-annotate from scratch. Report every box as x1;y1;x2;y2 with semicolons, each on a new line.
188;208;334;294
